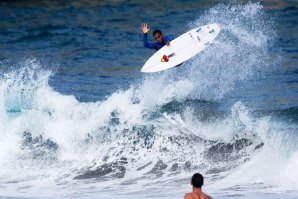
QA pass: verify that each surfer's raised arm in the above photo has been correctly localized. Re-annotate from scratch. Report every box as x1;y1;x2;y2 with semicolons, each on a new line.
140;23;155;49
140;23;150;34
140;23;174;51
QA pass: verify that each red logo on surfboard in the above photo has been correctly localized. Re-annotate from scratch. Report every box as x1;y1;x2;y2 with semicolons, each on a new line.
161;55;169;62
161;53;175;62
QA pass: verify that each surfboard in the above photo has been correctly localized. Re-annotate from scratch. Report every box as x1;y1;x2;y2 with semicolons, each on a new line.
141;23;221;73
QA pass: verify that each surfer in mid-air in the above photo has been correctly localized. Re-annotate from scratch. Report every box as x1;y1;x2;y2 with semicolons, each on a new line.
140;23;174;51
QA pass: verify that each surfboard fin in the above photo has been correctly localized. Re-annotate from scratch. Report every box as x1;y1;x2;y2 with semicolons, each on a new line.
209;29;215;33
196;28;202;32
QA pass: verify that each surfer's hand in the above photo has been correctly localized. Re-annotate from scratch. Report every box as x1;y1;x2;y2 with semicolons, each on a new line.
140;23;150;34
166;41;171;46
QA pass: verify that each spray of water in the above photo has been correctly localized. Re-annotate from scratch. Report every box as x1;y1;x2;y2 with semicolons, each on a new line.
0;2;297;198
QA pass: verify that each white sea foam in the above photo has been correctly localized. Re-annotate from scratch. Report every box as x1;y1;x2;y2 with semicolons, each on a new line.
0;2;297;199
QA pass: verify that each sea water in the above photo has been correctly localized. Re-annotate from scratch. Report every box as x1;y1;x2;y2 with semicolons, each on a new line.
0;0;297;198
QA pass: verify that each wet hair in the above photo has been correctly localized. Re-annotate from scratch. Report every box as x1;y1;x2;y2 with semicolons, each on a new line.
153;29;162;36
191;173;204;188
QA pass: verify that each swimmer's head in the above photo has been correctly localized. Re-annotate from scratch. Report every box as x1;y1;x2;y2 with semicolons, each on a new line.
191;173;204;188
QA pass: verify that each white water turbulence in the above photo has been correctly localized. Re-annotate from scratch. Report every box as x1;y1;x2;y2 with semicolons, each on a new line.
0;2;297;199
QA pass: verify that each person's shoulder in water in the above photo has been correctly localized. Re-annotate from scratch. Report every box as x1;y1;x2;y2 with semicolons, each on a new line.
184;192;212;199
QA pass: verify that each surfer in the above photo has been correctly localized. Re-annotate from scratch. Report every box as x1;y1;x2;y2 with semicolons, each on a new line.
184;173;212;199
140;23;174;51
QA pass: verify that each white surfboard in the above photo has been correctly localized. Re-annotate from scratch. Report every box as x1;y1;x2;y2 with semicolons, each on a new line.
141;23;221;73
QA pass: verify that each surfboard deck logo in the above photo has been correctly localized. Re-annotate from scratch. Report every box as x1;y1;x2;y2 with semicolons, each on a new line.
161;53;176;62
161;55;169;62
